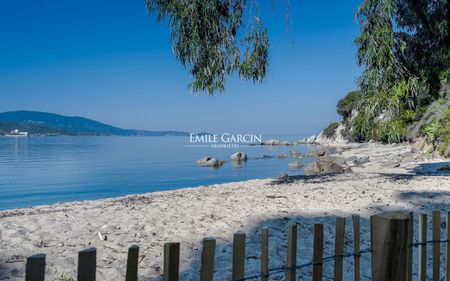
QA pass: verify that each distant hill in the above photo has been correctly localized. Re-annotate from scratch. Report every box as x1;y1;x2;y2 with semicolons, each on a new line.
0;111;189;136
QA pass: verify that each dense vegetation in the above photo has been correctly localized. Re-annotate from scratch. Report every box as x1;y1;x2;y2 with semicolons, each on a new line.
334;0;449;156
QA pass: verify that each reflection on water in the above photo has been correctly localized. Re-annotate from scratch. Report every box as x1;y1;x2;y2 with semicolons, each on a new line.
0;136;316;210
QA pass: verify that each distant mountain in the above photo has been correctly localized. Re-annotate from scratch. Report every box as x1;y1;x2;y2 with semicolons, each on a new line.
0;111;189;136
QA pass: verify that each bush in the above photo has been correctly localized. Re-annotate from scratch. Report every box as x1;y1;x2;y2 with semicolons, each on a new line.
323;122;339;139
336;91;362;119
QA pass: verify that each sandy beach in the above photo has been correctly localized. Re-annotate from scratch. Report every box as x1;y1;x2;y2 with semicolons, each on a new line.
1;142;450;281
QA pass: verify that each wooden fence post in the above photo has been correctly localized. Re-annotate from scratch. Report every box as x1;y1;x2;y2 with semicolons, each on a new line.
313;224;324;281
432;211;441;281
25;254;46;281
285;224;297;281
371;212;409;281
334;217;345;281
232;231;246;280
446;212;450;281
164;243;180;281
406;212;413;281
419;213;427;281
200;237;216;281
78;247;96;281
125;245;139;281
261;228;269;281
352;215;361;281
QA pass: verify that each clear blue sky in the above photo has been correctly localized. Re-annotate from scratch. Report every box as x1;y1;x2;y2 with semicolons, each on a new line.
0;0;362;136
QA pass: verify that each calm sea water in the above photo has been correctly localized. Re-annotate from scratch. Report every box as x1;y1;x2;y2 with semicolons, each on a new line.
0;136;316;210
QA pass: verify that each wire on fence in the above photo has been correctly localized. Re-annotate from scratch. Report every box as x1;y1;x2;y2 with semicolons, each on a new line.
232;248;373;281
231;238;450;281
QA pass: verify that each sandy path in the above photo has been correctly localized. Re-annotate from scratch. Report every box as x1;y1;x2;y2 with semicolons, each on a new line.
1;143;449;281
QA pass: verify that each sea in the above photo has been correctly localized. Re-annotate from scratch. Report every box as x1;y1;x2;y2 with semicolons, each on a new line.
0;136;317;210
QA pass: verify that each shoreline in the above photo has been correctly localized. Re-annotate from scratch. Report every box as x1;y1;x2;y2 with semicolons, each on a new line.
1;142;450;280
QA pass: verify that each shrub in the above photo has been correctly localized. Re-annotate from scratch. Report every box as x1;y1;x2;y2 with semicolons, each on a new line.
323;122;339;138
336;91;362;119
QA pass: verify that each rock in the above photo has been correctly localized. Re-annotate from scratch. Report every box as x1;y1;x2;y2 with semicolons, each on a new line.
261;139;292;146
346;156;358;162
288;161;303;169
331;157;347;166
277;154;288;159
353;156;370;165
261;139;281;145
197;157;225;167
230;152;247;161
290;150;301;158
297;135;317;144
252;155;275;160
306;135;317;143
308;149;327;157
276;173;289;179
304;156;351;175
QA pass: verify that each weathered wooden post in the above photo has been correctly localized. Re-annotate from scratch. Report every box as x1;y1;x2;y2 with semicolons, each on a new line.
312;224;324;281
25;254;46;281
164;243;180;281
200;237;216;281
260;228;269;281
285;224;298;281
125;245;139;281
78;247;96;281
353;215;361;281
371;212;409;281
232;231;246;280
334;217;345;281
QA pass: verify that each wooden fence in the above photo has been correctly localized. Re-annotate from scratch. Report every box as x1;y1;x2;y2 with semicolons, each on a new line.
23;211;450;281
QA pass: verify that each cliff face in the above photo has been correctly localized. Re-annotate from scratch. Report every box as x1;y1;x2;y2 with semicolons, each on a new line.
321;80;450;157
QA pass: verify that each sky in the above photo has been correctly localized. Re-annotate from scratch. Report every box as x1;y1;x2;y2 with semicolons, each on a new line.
0;0;362;136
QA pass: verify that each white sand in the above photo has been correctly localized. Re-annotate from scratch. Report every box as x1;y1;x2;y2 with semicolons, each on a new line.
1;143;450;281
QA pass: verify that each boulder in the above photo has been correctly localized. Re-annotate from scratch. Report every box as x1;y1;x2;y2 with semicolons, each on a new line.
306;135;317;144
276;172;289;179
197;157;225;167
353;156;370;165
252;154;275;160
304;156;351;175
230;152;248;161
308;149;327;157
288;161;303;169
290;150;301;158
297;135;317;144
261;139;281;145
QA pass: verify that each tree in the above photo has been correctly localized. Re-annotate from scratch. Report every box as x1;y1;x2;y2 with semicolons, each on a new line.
350;0;449;143
145;0;271;94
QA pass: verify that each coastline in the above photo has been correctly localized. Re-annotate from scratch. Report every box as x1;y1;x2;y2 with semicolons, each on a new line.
1;142;450;280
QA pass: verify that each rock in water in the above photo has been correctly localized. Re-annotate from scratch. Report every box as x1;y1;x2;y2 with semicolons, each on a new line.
197;157;225;167
288;161;303;169
230;152;248;161
276;172;289;179
290;150;301;158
